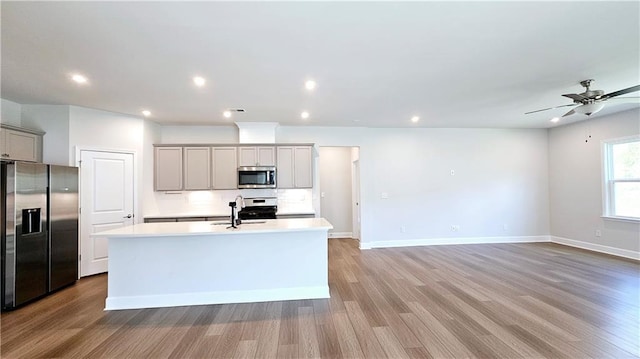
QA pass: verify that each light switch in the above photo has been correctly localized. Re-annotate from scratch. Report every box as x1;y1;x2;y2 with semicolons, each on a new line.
381;192;389;199
321;192;326;198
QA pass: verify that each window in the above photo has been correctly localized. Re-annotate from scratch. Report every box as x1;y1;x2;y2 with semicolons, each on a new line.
603;136;640;220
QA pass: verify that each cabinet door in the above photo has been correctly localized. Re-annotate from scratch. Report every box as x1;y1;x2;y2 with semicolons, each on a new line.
4;129;39;162
184;147;211;190
212;147;238;189
238;147;257;167
294;146;313;188
276;147;294;188
155;147;183;191
257;147;276;166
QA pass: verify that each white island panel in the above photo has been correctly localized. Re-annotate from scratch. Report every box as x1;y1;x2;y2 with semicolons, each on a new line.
98;218;332;310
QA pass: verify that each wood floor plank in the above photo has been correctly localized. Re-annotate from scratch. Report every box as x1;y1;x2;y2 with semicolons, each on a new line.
1;238;637;358
343;301;386;358
331;311;365;358
233;340;258;359
298;306;321;358
372;326;410;359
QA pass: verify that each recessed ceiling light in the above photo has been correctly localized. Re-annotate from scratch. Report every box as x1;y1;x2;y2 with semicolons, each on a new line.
550;117;560;123
301;111;310;119
411;116;420;123
71;74;88;84
223;110;232;118
193;76;206;87
305;80;316;91
141;110;151;117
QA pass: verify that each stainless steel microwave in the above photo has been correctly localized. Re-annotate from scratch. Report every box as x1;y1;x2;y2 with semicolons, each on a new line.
238;166;276;189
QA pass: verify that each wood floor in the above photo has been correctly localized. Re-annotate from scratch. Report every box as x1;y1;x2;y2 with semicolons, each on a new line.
1;239;638;358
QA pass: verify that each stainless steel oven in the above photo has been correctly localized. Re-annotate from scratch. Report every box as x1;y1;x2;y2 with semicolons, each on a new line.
238;166;276;189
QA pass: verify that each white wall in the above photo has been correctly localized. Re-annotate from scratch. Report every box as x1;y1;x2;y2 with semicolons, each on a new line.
161;125;238;143
21;105;70;165
68;106;147;219
319;147;353;237
1;98;22;126
277;126;550;247
142;120;162;215
549;108;640;256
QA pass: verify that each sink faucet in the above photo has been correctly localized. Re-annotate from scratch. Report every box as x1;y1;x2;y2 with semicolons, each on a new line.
235;195;245;209
228;195;244;228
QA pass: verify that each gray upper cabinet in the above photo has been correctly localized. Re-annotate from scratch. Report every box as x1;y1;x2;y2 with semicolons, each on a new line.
212;147;237;189
238;146;276;167
0;125;43;162
277;146;313;188
184;147;211;190
155;147;183;191
293;146;313;188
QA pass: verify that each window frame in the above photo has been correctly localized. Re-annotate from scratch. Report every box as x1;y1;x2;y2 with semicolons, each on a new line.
601;135;640;222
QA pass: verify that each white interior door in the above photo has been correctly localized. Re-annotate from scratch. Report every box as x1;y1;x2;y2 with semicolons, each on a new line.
80;150;134;276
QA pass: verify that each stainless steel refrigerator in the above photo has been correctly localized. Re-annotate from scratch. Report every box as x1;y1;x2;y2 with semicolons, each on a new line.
1;162;79;310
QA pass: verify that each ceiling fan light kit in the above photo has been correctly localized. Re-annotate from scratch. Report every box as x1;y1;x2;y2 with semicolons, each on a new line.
573;102;605;116
525;79;640;119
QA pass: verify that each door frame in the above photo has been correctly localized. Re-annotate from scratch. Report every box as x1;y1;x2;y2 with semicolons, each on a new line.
351;159;361;240
317;146;361;240
74;146;138;277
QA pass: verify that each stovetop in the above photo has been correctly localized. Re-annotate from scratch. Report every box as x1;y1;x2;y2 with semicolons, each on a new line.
238;197;278;220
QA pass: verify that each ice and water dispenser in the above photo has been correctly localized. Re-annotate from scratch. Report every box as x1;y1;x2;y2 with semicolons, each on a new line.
21;208;41;235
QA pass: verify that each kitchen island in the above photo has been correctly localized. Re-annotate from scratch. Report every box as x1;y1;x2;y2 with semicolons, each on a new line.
94;218;333;310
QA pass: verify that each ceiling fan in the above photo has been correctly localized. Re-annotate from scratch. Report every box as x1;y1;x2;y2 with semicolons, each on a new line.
525;79;640;117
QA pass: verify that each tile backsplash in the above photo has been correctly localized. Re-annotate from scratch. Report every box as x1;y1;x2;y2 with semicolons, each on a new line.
148;188;314;216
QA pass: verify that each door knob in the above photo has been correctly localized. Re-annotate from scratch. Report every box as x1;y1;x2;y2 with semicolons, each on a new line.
123;214;132;218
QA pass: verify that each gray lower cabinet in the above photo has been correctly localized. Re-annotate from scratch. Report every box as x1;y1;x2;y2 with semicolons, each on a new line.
276;214;315;219
144;216;229;223
145;218;178;223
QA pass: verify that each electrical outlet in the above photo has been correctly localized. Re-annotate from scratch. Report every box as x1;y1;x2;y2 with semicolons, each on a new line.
503;224;509;231
451;225;460;232
381;192;389;199
595;229;602;237
400;226;406;233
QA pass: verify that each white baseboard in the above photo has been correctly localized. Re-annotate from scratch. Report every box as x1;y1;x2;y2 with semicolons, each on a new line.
360;235;550;249
105;286;330;311
328;232;352;238
550;236;640;261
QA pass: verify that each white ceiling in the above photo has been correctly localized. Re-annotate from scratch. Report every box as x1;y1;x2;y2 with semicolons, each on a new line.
2;1;639;128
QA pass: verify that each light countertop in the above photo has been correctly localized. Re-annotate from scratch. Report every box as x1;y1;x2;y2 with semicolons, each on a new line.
93;218;332;238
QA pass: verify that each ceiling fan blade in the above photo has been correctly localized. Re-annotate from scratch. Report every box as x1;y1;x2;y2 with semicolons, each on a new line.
562;93;588;102
605;97;640;104
602;85;640;99
524;104;574;115
561;109;576;117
